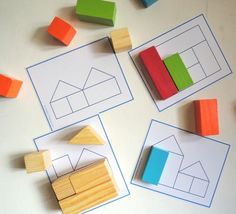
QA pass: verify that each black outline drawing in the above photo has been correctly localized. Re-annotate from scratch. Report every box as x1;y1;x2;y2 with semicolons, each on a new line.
52;154;74;178
152;135;210;198
50;67;122;119
128;14;232;112
155;25;221;84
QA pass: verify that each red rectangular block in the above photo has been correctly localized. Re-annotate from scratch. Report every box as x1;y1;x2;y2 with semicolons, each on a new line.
194;99;219;136
139;46;178;100
0;74;22;98
48;16;76;46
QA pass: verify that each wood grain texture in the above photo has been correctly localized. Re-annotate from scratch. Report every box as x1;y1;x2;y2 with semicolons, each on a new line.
69;126;105;145
70;159;112;193
52;173;75;201
59;178;118;214
24;150;52;173
110;28;132;53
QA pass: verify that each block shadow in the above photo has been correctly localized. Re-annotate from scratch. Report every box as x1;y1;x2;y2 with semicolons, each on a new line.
129;0;145;9
177;101;196;133
31;26;63;48
57;6;112;30
37;179;60;211
9;152;30;169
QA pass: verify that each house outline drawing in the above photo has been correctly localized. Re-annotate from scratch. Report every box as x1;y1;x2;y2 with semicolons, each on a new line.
50;67;122;119
153;135;210;198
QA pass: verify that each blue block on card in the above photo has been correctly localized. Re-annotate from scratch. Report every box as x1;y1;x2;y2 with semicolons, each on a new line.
142;146;169;185
142;0;158;7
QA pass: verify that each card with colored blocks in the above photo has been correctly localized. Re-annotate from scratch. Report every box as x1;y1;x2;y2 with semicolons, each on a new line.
34;115;129;213
132;119;229;207
27;37;133;131
129;14;232;111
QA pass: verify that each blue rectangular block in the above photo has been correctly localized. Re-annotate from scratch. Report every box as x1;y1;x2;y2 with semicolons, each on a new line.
142;146;169;185
142;0;158;7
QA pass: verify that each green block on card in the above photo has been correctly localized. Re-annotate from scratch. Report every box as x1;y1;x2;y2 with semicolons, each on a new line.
164;53;193;91
75;0;116;26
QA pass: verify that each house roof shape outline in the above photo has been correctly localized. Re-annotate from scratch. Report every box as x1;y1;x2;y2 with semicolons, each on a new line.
83;67;115;89
180;161;209;181
75;148;106;170
153;135;184;156
50;80;82;102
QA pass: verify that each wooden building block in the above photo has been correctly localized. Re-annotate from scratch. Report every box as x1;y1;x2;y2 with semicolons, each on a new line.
0;74;22;98
194;99;219;136
164;53;193;91
142;0;158;7
52;174;76;200
69;126;104;145
48;16;76;46
24;150;52;173
76;0;116;26
59;178;118;214
110;28;132;53
142;146;169;185
139;46;178;100
70;159;112;193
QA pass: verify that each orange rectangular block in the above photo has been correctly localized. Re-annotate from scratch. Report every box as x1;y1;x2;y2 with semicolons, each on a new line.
194;99;219;136
47;16;76;46
0;74;22;98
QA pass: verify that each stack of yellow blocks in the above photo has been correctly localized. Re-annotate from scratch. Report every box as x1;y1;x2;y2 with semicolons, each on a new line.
52;159;119;214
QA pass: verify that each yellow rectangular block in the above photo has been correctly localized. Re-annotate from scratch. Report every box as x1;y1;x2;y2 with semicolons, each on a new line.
59;178;118;214
70;159;112;193
52;173;76;200
24;150;52;173
110;28;132;53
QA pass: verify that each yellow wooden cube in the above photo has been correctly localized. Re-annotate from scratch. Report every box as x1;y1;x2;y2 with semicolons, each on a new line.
110;28;132;53
24;150;52;173
52;173;76;200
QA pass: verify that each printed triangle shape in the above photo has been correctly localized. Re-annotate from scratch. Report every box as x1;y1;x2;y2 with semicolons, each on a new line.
75;149;105;170
51;81;81;102
69;126;105;145
154;135;183;155
180;161;209;181
84;67;114;88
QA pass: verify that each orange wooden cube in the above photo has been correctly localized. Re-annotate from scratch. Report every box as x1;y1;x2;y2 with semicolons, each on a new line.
0;74;23;98
47;16;76;46
194;99;219;136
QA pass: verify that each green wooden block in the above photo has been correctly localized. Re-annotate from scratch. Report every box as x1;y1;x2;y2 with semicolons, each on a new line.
76;0;116;26
164;53;193;91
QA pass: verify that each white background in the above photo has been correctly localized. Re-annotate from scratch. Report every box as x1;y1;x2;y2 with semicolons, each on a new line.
0;0;235;213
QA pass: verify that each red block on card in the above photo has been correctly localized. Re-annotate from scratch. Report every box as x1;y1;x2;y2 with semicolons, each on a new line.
139;46;178;100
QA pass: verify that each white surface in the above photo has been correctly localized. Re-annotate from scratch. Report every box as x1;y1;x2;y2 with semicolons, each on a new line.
27;37;132;130
0;0;236;214
129;15;232;111
132;120;229;207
